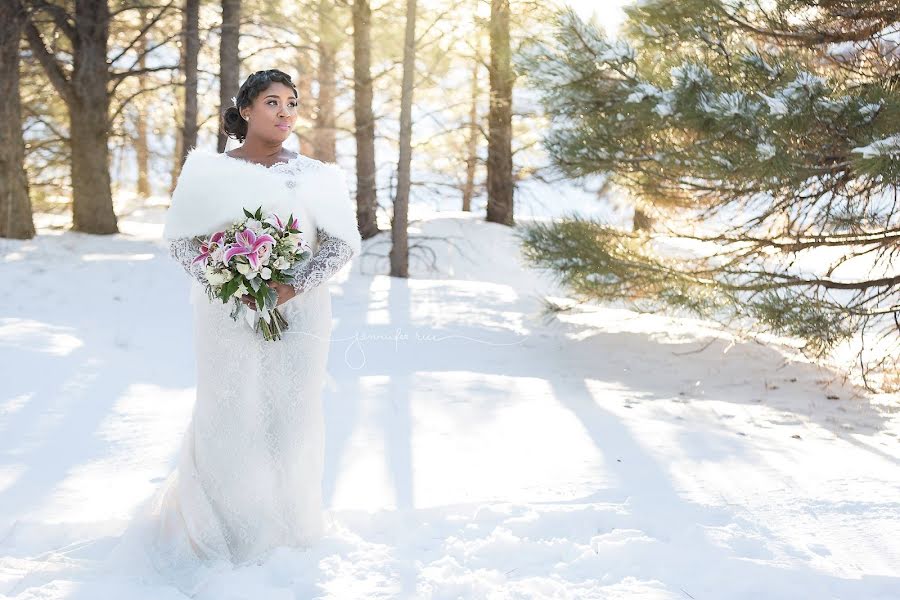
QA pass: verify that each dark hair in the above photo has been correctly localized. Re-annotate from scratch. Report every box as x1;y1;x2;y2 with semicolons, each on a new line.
222;69;299;142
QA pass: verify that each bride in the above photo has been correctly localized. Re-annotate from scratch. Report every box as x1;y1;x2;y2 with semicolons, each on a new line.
107;69;362;591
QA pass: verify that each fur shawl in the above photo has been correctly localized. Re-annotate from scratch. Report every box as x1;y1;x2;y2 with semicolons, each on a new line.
162;146;362;256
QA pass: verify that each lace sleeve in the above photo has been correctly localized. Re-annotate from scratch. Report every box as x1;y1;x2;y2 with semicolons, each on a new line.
168;236;210;286
288;227;355;295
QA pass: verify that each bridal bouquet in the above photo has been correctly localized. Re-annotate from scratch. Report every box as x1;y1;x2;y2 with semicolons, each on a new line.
191;206;311;341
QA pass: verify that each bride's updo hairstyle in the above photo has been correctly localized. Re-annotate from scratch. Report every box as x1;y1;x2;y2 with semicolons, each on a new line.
222;69;299;142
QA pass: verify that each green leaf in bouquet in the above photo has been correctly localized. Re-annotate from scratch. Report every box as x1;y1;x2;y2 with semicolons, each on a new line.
254;285;268;311
265;286;278;307
243;207;254;219
220;277;241;301
248;276;262;292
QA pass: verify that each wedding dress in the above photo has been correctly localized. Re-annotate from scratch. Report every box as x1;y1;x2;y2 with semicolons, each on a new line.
103;147;362;593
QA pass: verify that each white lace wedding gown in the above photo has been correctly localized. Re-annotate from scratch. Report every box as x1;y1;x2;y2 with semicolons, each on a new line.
104;152;357;593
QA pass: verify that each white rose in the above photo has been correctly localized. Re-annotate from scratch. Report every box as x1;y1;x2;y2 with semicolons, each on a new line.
236;262;251;275
274;257;290;270
245;219;262;230
206;270;228;286
260;267;272;280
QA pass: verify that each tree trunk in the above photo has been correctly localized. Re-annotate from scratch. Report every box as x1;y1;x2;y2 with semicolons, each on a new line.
70;0;117;234
135;15;150;198
353;0;379;239
313;0;337;163
485;0;513;226
296;64;315;156
0;0;35;239
181;0;200;163
462;33;482;213
217;0;241;153
390;0;416;278
170;122;183;196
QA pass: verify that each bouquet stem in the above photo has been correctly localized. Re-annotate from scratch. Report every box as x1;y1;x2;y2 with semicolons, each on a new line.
258;307;290;342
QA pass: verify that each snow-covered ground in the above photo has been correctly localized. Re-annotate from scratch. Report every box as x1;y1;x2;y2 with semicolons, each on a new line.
2;201;899;599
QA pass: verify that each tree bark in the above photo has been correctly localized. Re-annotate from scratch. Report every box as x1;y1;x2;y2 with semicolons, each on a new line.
70;0;117;233
313;0;338;163
0;0;35;239
462;33;482;213
24;0;117;234
135;13;150;198
390;0;416;278
296;62;315;156
181;0;200;163
217;0;241;153
353;0;379;239
170;116;183;196
486;0;514;226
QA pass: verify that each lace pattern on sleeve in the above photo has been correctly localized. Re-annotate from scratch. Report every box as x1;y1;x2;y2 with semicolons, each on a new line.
168;236;210;286
288;227;355;295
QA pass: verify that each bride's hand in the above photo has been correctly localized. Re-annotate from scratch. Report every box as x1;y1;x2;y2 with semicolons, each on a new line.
268;281;296;307
240;282;296;310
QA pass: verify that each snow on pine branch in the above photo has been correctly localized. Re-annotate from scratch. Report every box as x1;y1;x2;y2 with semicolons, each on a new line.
852;135;900;159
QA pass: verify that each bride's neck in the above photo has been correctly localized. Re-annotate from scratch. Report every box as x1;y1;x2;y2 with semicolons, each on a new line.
234;138;284;162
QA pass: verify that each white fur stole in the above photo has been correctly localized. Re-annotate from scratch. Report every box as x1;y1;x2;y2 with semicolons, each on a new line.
162;146;362;256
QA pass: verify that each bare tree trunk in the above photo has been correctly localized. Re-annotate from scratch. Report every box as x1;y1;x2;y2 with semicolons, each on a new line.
25;0;118;234
181;0;200;162
353;0;379;239
0;0;35;239
390;0;416;278
135;13;151;198
486;0;513;226
313;0;337;163
296;63;315;156
70;0;117;233
462;33;482;213
169;97;184;196
217;0;241;153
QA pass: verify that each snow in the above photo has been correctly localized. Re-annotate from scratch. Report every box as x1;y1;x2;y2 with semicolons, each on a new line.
851;134;900;159
669;63;713;88
782;72;826;99
2;202;900;599
859;102;882;122
756;142;776;161
653;101;674;118
625;83;663;104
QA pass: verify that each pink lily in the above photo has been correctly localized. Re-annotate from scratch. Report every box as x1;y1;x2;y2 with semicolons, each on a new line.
224;228;276;269
264;214;284;230
191;231;225;265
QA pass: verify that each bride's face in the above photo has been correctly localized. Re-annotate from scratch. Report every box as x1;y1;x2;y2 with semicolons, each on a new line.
240;82;299;143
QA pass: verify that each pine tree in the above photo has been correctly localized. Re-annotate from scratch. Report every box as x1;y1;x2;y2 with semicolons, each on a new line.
514;2;900;391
